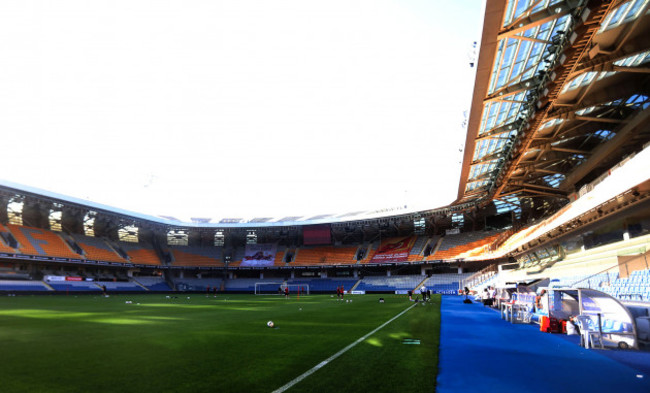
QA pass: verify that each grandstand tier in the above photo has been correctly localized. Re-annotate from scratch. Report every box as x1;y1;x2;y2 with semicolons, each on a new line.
7;224;80;259
72;234;127;263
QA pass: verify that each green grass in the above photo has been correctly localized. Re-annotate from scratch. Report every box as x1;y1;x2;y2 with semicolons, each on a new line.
0;294;440;393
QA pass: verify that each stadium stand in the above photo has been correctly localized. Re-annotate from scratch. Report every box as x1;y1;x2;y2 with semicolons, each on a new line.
223;278;267;292
227;248;246;267
0;224;17;253
291;245;358;266
170;246;224;267
95;280;146;291
481;233;650;302
356;274;424;292
288;277;358;292
72;234;127;263
362;237;417;263
601;269;650;302
174;277;224;292
47;280;102;292
0;265;30;280
429;231;501;260
357;240;380;263
407;236;429;262
423;273;472;294
7;224;80;259
274;245;287;266
134;276;172;291
116;241;161;265
0;279;51;291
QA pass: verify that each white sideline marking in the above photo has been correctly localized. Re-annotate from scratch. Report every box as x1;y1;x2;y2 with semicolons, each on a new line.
271;303;417;393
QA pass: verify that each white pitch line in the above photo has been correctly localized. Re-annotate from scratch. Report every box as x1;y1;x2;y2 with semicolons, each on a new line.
271;303;417;393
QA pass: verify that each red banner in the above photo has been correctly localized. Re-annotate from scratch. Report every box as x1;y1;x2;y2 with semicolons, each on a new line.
303;224;331;245
370;237;414;263
65;276;83;281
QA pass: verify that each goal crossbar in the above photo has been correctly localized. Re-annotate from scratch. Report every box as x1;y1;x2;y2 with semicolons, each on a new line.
254;283;310;295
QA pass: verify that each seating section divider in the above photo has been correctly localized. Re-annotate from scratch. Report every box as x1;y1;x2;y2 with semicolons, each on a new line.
0;224;17;253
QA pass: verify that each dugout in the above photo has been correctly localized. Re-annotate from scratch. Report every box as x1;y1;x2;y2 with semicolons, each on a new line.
551;288;639;349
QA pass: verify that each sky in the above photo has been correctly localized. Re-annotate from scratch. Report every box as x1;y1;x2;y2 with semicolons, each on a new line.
0;0;484;222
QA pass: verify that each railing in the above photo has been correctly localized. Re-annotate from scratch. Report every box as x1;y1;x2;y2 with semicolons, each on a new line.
462;264;498;290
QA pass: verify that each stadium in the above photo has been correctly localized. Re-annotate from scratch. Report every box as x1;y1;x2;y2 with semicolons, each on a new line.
1;0;650;392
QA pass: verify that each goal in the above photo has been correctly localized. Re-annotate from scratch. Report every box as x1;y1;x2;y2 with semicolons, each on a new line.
254;283;310;295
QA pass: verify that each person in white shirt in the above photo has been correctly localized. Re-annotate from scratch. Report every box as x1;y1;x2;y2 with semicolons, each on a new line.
488;286;496;307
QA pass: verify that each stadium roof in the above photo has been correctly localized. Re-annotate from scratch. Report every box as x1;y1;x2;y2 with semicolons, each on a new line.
0;178;473;229
458;0;650;212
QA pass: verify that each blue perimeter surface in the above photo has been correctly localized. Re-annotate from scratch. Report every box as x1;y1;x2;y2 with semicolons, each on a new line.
436;296;650;393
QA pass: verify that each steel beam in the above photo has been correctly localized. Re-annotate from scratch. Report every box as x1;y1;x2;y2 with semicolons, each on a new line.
559;107;650;190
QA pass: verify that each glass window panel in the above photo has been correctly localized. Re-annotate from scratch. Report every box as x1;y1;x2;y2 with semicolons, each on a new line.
609;2;631;26
625;0;648;21
504;0;516;26
513;0;532;21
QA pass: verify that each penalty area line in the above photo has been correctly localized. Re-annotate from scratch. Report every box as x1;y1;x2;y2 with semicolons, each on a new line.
271;302;417;393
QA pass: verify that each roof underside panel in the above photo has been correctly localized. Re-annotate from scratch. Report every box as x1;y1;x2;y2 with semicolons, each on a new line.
459;0;650;206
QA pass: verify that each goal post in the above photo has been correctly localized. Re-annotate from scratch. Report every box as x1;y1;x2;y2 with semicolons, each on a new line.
254;283;310;295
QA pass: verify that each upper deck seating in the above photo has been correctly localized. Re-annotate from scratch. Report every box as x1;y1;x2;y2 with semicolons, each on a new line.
363;237;417;263
407;236;429;261
72;234;127;263
429;231;501;260
292;245;357;266
273;245;287;266
228;248;246;267
170;246;224;267
117;241;161;265
7;224;80;259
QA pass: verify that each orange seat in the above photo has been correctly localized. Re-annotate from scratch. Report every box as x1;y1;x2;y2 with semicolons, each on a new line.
171;247;224;267
274;250;287;266
7;224;80;259
291;246;357;266
430;234;501;260
74;235;127;263
118;242;161;265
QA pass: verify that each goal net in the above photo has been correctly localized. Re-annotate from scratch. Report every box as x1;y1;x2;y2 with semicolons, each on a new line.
254;283;310;295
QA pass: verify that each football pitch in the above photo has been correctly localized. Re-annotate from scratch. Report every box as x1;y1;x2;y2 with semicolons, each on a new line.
0;293;441;393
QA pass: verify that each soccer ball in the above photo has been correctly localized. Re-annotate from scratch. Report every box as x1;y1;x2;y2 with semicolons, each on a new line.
267;321;275;328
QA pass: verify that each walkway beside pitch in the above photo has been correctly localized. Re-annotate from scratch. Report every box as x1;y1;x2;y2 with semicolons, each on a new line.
436;296;650;393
